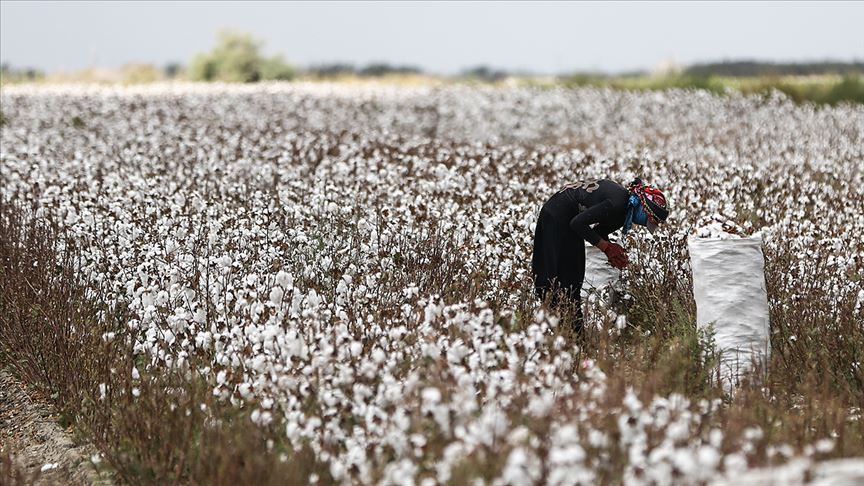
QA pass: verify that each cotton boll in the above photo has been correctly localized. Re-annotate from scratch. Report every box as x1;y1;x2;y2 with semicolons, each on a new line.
723;452;749;475
421;387;441;405
349;341;363;358
697;445;721;472
497;447;542;486
155;290;169;307
269;286;284;306
251;409;273;426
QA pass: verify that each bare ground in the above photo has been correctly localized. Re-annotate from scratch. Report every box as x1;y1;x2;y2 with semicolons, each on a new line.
0;369;112;486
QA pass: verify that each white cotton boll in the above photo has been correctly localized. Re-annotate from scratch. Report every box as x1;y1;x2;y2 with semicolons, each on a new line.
64;208;78;225
195;331;212;349
447;342;468;364
306;289;321;308
507;426;530;445
671;449;698;477
349;341;363;358
237;383;253;400
250;302;265;321
371;347;386;364
553;335;566;351
623;388;642;413
131;387;141;398
723;452;748;474
774;444;794;458
743;426;763;442
588;429;608;448
250;355;267;373
665;420;690;443
697;445;720;471
169;312;188;334
41;463;58;472
549;444;586;464
269;286;284;306
164;239;178;254
382;459;418;485
102;332;116;343
421;387;442;404
132;367;140;380
335;279;348;296
615;314;627;330
497;447;542;486
815;438;835;453
709;428;723;448
155;290;169;307
251;409;273;426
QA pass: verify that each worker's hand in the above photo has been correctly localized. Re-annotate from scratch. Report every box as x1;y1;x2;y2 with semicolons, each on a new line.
602;242;629;269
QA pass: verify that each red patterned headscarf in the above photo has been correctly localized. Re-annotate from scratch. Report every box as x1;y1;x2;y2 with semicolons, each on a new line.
628;179;669;224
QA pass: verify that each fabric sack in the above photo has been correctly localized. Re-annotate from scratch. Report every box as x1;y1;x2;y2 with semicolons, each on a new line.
688;236;771;388
582;245;621;299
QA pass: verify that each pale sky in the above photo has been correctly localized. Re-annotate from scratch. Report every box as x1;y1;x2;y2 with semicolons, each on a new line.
2;1;862;75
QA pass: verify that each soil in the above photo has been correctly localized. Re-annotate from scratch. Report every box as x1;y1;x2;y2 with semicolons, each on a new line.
0;369;112;485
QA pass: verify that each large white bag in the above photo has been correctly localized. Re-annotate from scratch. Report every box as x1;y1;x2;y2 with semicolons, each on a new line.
582;245;620;299
688;236;771;388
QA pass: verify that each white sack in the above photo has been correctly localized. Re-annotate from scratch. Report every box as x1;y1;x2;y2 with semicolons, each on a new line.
582;245;621;299
688;236;771;388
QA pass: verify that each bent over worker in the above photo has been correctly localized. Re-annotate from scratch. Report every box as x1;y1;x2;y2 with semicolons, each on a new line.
531;178;669;332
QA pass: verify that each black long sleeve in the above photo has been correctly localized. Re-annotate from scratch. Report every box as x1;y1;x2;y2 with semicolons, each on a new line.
569;199;615;246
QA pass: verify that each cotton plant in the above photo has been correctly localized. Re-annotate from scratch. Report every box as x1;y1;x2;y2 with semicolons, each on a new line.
1;83;862;484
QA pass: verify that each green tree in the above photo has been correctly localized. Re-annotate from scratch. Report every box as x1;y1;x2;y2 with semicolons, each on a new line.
188;31;295;82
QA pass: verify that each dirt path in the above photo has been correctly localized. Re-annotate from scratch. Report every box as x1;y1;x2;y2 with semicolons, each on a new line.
0;369;112;485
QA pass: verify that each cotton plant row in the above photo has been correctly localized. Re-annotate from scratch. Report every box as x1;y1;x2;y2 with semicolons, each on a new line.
1;84;863;483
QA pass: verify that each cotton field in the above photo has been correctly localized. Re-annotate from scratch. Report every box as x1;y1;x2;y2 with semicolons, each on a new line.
1;83;863;484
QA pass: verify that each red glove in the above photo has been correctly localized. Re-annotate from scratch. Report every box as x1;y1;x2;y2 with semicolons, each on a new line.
602;242;629;269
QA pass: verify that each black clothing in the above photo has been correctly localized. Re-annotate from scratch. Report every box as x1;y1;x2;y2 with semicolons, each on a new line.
531;179;630;331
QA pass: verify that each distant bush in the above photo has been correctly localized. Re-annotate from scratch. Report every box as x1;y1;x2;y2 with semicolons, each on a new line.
560;73;727;95
358;63;422;77
686;60;864;77
0;63;44;84
307;63;357;78
163;62;183;79
822;75;864;104
188;31;296;83
737;75;864;106
460;66;509;82
305;63;425;79
557;71;863;106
